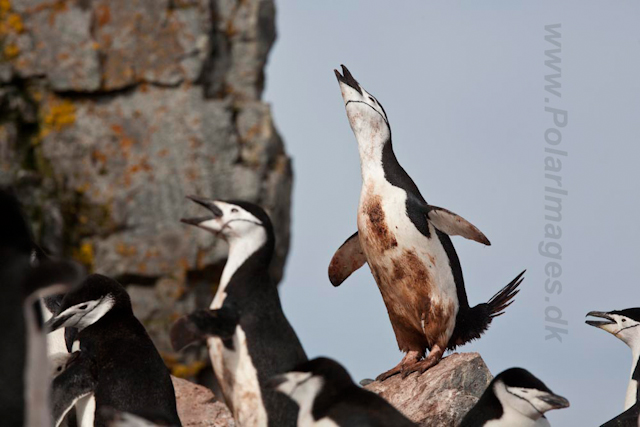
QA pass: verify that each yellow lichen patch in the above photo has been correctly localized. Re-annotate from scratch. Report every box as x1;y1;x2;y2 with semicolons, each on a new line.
171;361;206;379
0;0;10;14
6;13;22;32
3;43;18;59
40;99;76;138
73;242;94;268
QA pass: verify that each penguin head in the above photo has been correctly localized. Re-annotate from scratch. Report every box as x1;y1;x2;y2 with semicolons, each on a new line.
269;357;353;406
491;368;569;421
45;274;130;333
181;196;274;249
586;309;640;348
335;65;390;152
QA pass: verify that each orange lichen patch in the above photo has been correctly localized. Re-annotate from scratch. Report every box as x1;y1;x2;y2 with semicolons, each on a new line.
196;249;208;270
95;4;110;26
40;99;76;137
116;242;137;256
91;149;108;165
137;263;147;273
120;136;135;150
144;248;160;259
73;242;94;268
171;360;206;379
75;182;90;193
110;124;123;135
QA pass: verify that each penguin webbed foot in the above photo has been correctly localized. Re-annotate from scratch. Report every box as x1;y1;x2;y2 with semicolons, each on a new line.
376;347;444;381
375;351;421;382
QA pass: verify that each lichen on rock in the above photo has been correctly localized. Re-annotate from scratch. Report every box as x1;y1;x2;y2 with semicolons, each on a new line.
0;0;290;376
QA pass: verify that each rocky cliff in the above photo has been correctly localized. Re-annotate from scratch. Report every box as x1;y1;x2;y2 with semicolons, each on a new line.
0;0;291;378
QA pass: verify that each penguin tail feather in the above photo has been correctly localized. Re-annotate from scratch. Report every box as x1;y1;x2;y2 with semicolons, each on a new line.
487;269;525;319
449;270;525;349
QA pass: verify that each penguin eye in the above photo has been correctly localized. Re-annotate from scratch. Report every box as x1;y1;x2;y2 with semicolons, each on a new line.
57;366;62;372
369;96;376;104
231;208;238;214
622;319;627;322
78;304;88;310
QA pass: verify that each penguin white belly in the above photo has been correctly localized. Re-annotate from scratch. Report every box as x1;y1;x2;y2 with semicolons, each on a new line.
76;395;95;427
357;181;458;350
208;295;267;427
626;379;638;410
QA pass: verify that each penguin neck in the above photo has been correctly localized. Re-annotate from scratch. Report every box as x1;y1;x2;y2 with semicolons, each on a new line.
358;136;396;183
218;229;270;294
625;342;640;410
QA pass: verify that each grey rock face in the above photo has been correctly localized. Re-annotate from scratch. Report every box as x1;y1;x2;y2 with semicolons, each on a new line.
364;352;492;427
0;0;290;374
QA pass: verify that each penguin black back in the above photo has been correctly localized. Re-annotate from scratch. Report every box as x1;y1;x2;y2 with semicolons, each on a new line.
272;357;416;427
49;274;181;426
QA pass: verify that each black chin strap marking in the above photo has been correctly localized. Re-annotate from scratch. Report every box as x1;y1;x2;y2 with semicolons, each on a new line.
505;388;544;417
345;100;389;126
616;323;640;335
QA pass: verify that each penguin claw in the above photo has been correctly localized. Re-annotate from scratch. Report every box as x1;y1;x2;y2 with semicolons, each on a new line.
375;367;402;382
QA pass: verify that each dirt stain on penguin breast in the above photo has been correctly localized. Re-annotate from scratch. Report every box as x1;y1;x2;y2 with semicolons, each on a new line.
358;191;456;351
360;194;398;252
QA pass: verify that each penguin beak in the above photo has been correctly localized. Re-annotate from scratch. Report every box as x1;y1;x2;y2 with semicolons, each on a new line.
538;393;570;410
334;65;362;95
586;311;618;334
44;313;74;332
181;195;223;227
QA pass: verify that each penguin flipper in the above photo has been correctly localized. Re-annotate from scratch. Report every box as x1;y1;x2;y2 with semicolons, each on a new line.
51;352;95;427
170;305;239;351
328;231;367;287
426;206;491;246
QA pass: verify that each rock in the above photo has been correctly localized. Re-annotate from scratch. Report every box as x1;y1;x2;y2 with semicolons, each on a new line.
364;352;492;427
0;0;290;375
172;376;234;427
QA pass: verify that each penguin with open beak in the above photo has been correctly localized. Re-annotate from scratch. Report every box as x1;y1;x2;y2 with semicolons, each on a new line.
172;196;307;426
587;309;640;426
330;65;524;380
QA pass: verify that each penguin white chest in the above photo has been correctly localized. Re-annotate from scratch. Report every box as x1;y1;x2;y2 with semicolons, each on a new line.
357;181;458;350
208;295;267;426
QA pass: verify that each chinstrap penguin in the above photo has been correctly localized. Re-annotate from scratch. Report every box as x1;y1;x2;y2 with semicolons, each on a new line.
330;65;525;380
269;357;416;427
587;309;640;426
172;196;307;427
459;368;569;427
46;274;181;427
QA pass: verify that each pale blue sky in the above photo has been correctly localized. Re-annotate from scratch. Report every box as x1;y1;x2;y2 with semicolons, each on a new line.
264;1;640;425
